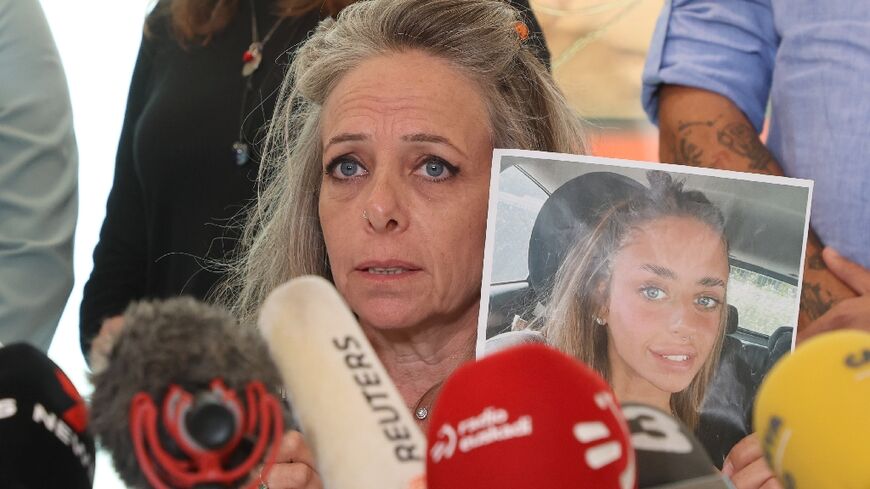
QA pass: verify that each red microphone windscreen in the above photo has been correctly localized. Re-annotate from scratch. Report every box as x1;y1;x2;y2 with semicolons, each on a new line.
426;344;635;489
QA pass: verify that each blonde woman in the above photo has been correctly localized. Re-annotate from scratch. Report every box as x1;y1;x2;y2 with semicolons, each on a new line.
221;1;581;487
545;171;781;489
82;0;547;372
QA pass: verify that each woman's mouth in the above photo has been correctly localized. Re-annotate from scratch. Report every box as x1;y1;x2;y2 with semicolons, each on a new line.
649;347;697;369
355;261;421;281
660;354;690;362
367;267;408;275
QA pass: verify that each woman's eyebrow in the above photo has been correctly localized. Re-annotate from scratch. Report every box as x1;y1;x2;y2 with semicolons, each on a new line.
325;132;368;151
402;133;465;156
640;263;676;279
698;277;726;288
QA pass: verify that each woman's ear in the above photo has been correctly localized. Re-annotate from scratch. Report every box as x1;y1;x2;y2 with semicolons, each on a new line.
592;280;610;324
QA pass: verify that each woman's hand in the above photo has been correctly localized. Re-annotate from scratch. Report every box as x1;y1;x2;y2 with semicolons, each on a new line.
722;434;782;489
262;430;323;489
89;315;124;374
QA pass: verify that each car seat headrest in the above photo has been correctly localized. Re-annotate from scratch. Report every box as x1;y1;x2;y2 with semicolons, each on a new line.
527;171;644;297
726;304;738;334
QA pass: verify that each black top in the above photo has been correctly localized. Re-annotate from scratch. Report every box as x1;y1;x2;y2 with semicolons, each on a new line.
80;0;549;357
79;1;321;356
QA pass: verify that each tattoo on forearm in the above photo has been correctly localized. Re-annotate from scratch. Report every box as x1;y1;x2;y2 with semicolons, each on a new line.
805;234;826;270
807;248;825;270
675;138;704;166
672;119;718;167
716;122;775;171
800;282;834;321
677;119;717;132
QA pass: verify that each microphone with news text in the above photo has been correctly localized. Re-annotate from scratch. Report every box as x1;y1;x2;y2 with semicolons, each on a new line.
89;297;286;489
425;343;636;489
622;403;734;488
258;276;426;489
0;342;96;489
754;329;870;489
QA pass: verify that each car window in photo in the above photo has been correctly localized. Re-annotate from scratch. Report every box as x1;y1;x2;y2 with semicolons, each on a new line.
727;265;798;337
491;166;548;284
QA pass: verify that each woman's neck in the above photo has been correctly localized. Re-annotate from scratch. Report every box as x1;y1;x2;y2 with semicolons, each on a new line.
361;311;478;415
609;362;673;415
612;379;672;414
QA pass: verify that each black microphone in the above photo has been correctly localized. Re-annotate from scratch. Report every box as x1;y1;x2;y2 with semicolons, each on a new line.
90;297;286;489
622;403;734;488
0;342;96;489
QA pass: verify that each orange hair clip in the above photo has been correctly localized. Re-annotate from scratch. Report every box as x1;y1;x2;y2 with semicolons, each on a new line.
514;21;530;42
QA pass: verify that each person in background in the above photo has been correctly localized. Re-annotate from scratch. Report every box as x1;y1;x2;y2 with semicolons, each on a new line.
81;0;548;372
0;0;77;352
642;0;870;344
81;0;330;369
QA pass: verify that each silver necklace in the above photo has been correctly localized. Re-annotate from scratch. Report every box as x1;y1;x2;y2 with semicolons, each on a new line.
232;1;286;166
413;380;444;421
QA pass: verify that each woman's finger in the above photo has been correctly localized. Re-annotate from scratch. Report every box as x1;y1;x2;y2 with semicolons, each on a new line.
728;456;781;489
723;433;764;476
276;430;316;466
265;460;322;489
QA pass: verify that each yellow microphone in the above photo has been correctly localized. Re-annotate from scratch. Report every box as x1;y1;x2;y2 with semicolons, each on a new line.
753;330;870;489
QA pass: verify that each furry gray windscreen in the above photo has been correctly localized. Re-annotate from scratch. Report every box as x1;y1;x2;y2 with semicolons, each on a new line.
89;297;287;488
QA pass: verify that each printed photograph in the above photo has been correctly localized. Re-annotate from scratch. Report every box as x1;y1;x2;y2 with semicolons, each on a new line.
477;149;812;465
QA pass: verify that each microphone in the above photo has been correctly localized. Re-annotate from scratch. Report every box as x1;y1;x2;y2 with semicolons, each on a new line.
89;297;286;489
622;403;733;488
0;342;96;489
754;329;870;488
425;343;635;489
258;276;426;489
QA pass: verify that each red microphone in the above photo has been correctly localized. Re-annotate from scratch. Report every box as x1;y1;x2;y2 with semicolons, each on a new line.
426;344;635;489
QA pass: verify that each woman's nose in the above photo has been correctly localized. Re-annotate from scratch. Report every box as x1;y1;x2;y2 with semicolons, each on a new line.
362;172;407;233
669;301;698;336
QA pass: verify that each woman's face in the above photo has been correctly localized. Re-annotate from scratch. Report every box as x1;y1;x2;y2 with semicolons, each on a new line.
318;51;493;332
603;215;729;400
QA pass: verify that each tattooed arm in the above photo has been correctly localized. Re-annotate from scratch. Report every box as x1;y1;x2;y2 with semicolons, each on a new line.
657;84;856;337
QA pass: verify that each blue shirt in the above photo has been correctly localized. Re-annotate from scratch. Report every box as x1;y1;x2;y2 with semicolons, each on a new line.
642;0;870;269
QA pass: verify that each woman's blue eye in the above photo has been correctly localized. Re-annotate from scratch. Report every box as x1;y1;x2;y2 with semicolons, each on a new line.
696;296;720;309
340;160;359;177
415;156;458;181
325;156;366;180
641;286;666;300
425;160;445;177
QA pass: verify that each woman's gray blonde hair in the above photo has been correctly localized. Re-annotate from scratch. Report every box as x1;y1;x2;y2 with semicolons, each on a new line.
220;0;586;326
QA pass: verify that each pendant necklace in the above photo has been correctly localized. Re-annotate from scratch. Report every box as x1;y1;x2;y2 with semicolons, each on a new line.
232;0;287;166
413;380;445;422
413;341;476;422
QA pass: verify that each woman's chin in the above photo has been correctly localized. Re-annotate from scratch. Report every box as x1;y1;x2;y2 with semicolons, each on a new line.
651;375;695;396
352;301;425;333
